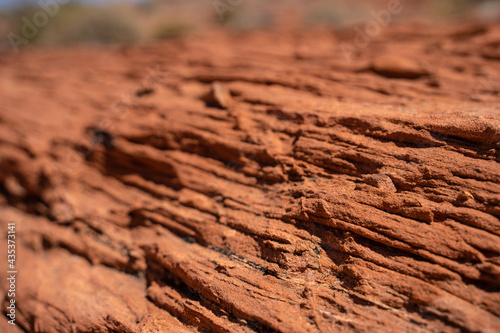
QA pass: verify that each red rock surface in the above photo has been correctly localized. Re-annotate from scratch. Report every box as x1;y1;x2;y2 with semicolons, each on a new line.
0;22;499;332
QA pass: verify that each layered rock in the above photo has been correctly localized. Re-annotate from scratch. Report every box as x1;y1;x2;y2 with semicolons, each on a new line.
0;22;499;332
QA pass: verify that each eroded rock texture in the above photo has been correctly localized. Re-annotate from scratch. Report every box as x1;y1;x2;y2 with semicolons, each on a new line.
0;23;500;332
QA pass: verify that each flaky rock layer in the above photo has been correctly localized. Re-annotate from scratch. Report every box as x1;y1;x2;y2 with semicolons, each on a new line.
1;22;499;332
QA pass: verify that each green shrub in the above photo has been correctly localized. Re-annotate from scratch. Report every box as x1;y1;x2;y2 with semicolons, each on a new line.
38;5;140;45
153;22;193;40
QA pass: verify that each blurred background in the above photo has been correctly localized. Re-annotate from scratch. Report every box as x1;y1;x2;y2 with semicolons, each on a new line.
1;0;500;52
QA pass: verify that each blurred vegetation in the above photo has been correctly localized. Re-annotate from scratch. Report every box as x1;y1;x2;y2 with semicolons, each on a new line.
40;5;141;45
0;0;200;48
302;3;348;27
153;22;192;40
430;0;478;19
0;0;498;51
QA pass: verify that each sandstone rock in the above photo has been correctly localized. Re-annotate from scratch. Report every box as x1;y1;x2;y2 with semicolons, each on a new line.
362;174;397;193
202;82;232;109
0;22;499;333
371;55;429;79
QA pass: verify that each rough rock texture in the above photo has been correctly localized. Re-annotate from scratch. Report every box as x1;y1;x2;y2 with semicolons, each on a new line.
0;22;499;332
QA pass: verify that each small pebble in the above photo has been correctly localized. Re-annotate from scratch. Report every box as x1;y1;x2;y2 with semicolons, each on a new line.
202;82;232;109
